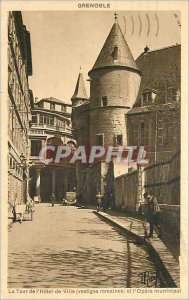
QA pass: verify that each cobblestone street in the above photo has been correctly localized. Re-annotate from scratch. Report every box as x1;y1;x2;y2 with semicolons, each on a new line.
8;204;161;288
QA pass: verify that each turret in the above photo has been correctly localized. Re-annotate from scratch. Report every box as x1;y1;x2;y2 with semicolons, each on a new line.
71;71;88;107
88;13;141;147
71;71;90;147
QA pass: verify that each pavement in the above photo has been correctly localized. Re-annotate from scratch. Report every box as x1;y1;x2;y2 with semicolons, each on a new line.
105;209;180;261
95;210;180;288
8;203;172;288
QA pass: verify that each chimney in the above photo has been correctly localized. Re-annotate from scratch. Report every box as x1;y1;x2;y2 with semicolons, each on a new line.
144;45;150;53
34;97;38;103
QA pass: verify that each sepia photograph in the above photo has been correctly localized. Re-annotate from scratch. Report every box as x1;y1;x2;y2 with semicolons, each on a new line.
0;1;188;299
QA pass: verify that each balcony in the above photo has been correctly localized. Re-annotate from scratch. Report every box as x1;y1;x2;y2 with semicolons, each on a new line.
30;123;72;134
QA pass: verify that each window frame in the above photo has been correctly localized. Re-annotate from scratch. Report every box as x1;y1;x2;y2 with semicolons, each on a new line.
102;96;108;107
96;133;104;146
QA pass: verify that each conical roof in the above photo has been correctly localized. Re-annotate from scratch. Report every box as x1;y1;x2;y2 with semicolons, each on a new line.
71;73;88;100
89;22;139;74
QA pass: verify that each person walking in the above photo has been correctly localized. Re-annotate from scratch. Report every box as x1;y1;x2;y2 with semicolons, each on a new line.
51;193;56;207
96;192;102;212
143;192;162;238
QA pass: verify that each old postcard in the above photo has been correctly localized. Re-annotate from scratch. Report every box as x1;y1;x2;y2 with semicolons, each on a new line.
0;0;188;299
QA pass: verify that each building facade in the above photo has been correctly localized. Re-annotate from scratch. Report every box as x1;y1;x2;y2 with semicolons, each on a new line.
71;15;181;205
29;97;76;202
127;45;181;164
8;11;33;205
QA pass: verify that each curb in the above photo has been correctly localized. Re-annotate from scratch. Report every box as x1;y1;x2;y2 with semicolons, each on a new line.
94;210;180;288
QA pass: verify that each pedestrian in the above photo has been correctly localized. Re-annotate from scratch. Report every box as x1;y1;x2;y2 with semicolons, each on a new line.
96;191;102;212
51;193;56;207
62;196;66;206
12;200;17;223
26;195;32;213
143;192;162;238
12;194;18;223
136;199;142;216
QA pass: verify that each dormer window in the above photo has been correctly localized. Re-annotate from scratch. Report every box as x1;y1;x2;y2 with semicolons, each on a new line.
141;89;157;107
113;45;118;61
141;92;151;106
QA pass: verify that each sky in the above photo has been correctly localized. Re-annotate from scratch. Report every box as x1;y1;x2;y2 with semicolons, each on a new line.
22;11;181;104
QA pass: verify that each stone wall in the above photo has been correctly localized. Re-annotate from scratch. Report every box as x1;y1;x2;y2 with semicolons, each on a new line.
114;152;180;237
115;170;138;213
144;151;180;205
90;107;128;147
159;204;180;241
115;151;180;209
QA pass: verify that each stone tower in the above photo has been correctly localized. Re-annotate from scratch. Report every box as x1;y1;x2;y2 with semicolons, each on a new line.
88;14;141;148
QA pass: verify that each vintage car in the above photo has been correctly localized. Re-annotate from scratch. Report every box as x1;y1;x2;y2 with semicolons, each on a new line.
63;192;77;206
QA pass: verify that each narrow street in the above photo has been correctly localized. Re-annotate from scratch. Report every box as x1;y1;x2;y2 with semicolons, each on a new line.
8;204;160;288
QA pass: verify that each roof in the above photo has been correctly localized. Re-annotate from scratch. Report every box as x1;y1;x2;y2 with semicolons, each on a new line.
37;97;72;106
134;44;181;107
32;108;71;119
71;73;88;100
89;22;140;74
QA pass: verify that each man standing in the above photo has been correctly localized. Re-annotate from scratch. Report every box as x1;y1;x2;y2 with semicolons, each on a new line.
143;192;162;238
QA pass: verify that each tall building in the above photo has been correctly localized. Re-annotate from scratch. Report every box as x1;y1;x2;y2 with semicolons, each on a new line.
8;11;33;205
29;97;76;202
